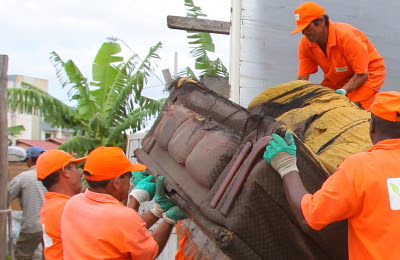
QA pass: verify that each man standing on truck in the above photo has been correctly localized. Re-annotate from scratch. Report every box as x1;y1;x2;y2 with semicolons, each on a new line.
61;146;186;260
291;1;385;110
264;91;400;259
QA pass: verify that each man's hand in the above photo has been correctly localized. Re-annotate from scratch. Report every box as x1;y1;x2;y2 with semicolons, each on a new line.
150;176;176;218
162;206;187;225
335;89;347;95
130;170;148;185
264;131;297;163
263;131;298;178
129;175;155;204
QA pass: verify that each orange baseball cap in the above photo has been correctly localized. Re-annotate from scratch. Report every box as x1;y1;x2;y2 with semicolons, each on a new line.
36;150;87;180
291;2;325;35
83;146;147;181
370;92;400;122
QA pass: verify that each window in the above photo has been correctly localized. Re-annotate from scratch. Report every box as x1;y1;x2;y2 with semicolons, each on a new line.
45;133;52;139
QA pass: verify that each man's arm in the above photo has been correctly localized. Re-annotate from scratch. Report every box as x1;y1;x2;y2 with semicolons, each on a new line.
297;75;310;81
126;196;160;228
264;132;348;259
281;171;314;233
152;221;174;257
153;206;187;257
340;72;368;93
8;174;23;200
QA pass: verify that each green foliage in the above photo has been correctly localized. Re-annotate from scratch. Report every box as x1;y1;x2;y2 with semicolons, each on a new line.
8;125;25;145
8;41;165;156
179;0;229;79
8;125;25;137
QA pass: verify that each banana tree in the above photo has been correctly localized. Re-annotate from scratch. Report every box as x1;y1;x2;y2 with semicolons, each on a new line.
8;41;165;156
179;0;229;80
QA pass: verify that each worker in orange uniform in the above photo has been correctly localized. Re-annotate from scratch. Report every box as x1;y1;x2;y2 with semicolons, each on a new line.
36;150;87;260
61;146;187;260
291;1;385;110
264;91;400;259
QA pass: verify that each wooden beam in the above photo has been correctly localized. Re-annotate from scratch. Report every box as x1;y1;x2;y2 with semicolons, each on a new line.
167;15;230;35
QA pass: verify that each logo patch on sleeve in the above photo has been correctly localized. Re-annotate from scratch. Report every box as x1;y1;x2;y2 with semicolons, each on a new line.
387;178;400;210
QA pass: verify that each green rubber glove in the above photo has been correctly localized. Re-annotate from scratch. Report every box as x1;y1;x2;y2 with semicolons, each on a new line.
150;176;176;218
335;89;347;95
263;131;297;164
130;170;148;185
154;176;175;211
129;175;155;203
163;206;187;224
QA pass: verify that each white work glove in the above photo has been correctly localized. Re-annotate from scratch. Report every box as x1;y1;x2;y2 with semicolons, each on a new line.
129;175;155;204
271;152;298;178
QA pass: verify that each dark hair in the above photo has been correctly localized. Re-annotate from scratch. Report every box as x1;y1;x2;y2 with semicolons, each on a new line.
84;171;131;189
40;163;74;190
41;171;60;190
371;114;400;138
312;14;329;26
30;157;39;163
83;171;111;189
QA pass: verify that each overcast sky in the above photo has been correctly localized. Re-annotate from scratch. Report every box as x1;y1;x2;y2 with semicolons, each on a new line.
1;0;231;103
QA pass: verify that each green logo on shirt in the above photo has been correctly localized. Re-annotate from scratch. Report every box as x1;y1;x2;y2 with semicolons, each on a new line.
390;183;400;196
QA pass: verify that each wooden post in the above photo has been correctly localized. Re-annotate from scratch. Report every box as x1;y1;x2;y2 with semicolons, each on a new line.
0;55;9;259
162;69;173;86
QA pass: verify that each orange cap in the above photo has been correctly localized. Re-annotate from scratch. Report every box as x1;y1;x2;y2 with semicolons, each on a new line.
83;146;147;181
291;2;325;35
370;92;400;122
36;150;87;180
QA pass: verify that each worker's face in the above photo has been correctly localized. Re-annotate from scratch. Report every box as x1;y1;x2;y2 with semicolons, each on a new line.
302;18;324;43
119;172;133;205
64;163;82;194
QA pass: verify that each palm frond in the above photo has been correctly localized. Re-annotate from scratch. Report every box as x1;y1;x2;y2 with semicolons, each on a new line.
7;84;82;129
184;0;207;19
105;107;160;145
103;54;140;115
133;42;162;92
177;66;199;81
8;125;25;137
50;51;99;119
182;0;228;78
91;42;124;110
87;112;110;141
58;136;100;157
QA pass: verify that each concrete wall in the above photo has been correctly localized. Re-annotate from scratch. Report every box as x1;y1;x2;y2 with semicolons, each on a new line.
237;0;400;107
